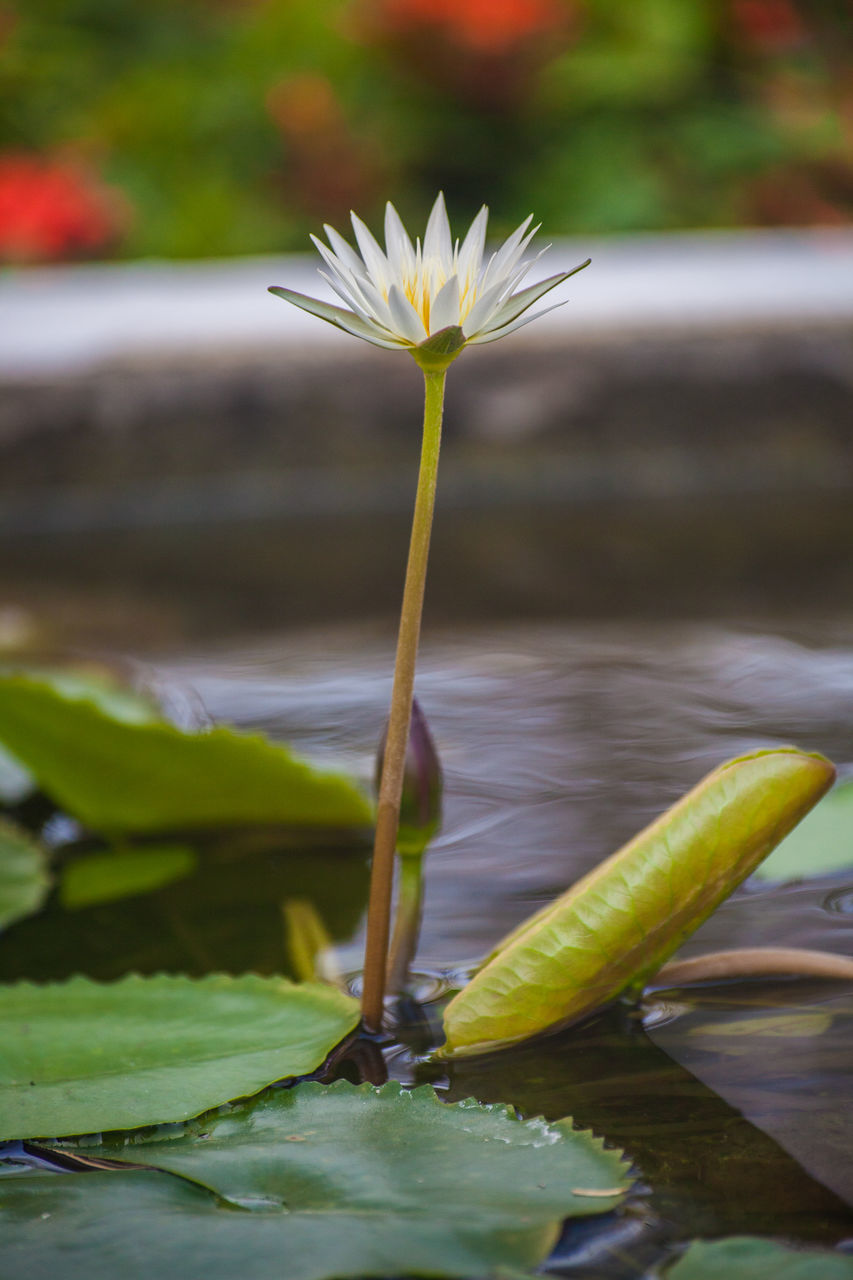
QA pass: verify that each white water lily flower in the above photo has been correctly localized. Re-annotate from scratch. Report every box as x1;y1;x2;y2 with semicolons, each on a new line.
269;193;589;367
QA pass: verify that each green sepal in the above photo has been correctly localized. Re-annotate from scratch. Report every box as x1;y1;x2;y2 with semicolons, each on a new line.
410;325;467;372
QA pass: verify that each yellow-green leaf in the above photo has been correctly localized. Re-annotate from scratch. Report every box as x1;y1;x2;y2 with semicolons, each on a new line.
440;748;834;1058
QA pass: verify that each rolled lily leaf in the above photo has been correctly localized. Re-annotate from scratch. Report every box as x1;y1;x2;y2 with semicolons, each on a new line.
440;748;835;1059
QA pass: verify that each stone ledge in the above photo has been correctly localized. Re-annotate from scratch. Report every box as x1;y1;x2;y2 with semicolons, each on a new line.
1;229;851;517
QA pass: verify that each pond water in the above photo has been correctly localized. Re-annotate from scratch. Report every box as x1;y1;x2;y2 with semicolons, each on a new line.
2;610;853;1271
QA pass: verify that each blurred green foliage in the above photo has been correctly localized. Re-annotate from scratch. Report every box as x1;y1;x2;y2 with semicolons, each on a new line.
0;0;850;261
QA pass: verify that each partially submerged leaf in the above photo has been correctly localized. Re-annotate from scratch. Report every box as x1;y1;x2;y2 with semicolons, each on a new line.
665;1236;853;1280
60;846;198;909
752;781;853;881
0;819;50;930
0;974;359;1138
440;748;835;1058
1;1082;631;1280
0;675;372;834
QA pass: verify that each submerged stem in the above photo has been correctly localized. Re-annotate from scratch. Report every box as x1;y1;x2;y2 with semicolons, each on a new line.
386;854;426;998
361;369;447;1031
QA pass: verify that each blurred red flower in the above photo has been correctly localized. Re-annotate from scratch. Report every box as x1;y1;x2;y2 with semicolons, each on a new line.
0;153;129;264
377;0;567;53
353;0;577;108
731;0;806;54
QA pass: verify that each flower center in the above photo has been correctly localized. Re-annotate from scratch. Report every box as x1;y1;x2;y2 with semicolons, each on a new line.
397;257;478;332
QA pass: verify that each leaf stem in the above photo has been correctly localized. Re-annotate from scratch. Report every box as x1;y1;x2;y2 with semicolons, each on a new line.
651;946;853;987
361;369;447;1031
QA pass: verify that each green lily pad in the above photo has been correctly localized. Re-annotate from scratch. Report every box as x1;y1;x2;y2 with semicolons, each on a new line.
441;748;835;1058
3;1082;631;1280
0;819;50;930
0;668;161;807
752;782;853;881
666;1237;853;1279
0;674;372;834
0;974;360;1138
59;845;198;909
15;667;163;725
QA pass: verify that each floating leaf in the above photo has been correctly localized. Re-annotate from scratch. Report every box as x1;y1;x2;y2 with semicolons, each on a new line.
752;782;853;881
441;748;835;1058
2;1082;631;1280
59;846;198;909
0;974;360;1138
0;675;372;834
0;819;50;930
0;668;160;807
16;667;163;725
665;1237;853;1280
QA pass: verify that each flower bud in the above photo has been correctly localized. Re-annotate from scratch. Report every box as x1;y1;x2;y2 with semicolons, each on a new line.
375;698;442;857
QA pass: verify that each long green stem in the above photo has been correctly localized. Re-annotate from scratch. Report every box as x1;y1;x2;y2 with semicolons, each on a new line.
361;368;446;1031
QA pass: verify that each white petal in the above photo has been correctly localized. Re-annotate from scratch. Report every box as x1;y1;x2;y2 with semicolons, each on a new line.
316;256;395;330
355;276;398;331
423;192;453;268
493;245;549;303
428;275;461;333
462;278;511;334
387;283;429;342
479;215;536;292
485;270;572;330
350;212;391;289
468;300;567;344
268;286;406;349
318;270;375;323
311;236;365;296
318;249;397;330
384;202;416;278
456;205;488;285
322;224;368;279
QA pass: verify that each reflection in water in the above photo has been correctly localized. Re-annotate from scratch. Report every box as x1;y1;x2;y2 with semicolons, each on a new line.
0;842;370;983
647;983;853;1210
